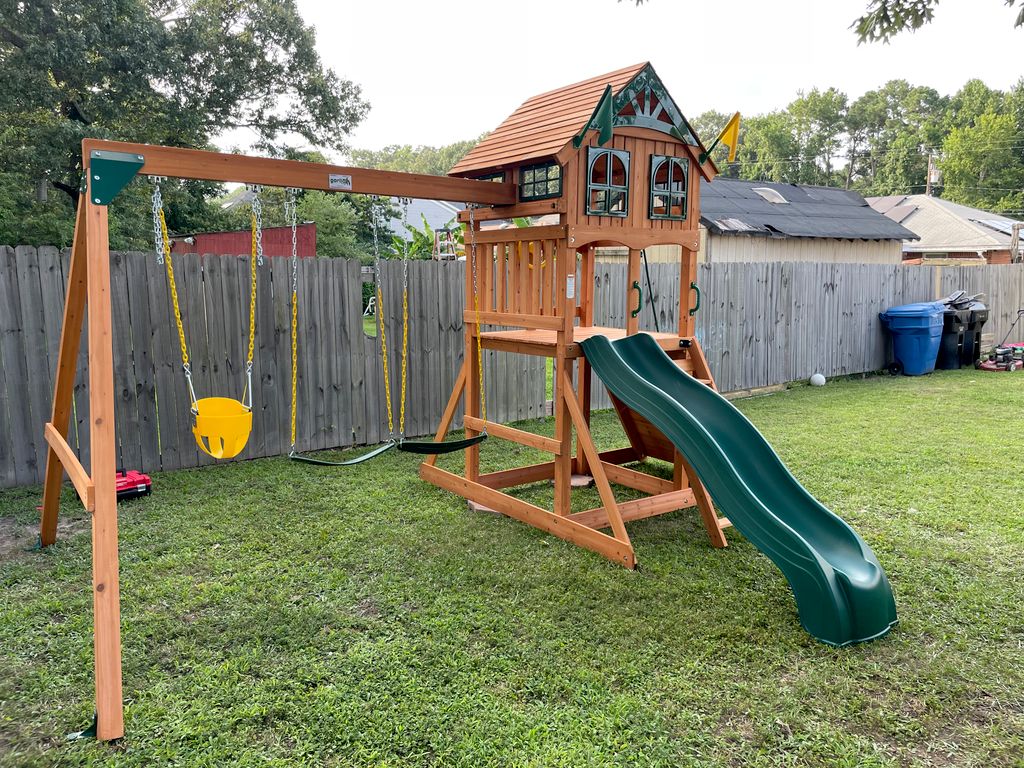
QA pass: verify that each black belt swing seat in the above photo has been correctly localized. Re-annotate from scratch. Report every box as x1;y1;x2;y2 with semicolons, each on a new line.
286;194;487;467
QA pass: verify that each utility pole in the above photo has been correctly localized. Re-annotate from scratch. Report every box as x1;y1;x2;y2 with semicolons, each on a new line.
925;153;935;196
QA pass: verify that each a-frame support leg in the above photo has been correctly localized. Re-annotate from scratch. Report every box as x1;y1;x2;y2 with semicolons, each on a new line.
84;199;124;740
40;199;89;546
675;450;728;548
561;370;632;553
421;360;467;469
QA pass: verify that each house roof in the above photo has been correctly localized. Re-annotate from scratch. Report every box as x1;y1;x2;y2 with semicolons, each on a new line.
701;178;918;241
450;62;698;177
867;194;1021;252
389;198;462;241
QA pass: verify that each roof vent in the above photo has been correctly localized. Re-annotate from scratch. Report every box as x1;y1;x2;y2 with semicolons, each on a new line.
752;187;788;204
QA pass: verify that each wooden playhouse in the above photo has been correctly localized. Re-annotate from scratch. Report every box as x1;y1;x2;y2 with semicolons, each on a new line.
420;62;732;568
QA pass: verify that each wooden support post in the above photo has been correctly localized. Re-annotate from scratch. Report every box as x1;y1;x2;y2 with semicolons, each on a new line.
552;241;573;516
680;247;697;338
676;451;728;548
464;222;482;483
84;198;124;740
626;248;641;336
40;199;88;546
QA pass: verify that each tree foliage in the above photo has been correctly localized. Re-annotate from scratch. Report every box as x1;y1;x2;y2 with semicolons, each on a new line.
0;0;368;247
853;0;1024;43
349;140;480;176
695;76;1023;216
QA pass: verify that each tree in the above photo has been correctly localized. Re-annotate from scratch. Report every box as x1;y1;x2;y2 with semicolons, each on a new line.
788;88;848;184
853;0;1024;43
733;112;800;183
939;111;1024;213
349;139;480;176
0;0;368;247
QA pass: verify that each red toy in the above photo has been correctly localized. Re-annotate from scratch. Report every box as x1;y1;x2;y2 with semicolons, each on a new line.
115;470;152;502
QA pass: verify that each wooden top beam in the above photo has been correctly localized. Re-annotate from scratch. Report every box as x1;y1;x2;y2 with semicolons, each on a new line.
82;139;517;205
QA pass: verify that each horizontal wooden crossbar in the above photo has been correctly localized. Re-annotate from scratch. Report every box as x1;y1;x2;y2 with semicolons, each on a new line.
474;225;567;244
44;422;95;512
464;417;561;454
570;489;695;530
82;139;516;205
469;311;566;330
420;463;635;568
457;198;566;222
478;461;556;489
601;462;676;495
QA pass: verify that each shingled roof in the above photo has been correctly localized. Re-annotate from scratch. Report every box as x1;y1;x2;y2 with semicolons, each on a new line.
701;178;919;241
449;63;649;176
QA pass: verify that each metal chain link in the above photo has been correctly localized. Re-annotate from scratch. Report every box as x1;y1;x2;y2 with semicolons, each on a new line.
150;178;165;264
243;185;262;410
398;197;411;436
286;188;300;451
370;196;395;438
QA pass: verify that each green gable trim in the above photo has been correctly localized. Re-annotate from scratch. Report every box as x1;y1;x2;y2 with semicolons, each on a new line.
612;65;699;146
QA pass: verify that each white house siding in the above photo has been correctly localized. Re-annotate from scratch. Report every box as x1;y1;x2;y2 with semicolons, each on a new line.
596;229;902;264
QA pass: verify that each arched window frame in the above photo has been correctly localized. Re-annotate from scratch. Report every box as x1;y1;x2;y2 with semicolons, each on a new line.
586;147;630;218
649;155;688;221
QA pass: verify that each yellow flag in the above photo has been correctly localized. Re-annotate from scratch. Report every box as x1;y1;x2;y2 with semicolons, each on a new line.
716;111;741;162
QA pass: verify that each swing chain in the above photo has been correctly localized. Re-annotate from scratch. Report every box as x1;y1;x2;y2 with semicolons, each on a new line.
399;197;411;437
243;186;263;410
149;178;167;264
286;188;300;452
370;196;396;440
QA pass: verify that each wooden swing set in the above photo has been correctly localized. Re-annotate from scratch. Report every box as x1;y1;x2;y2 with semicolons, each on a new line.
41;63;730;741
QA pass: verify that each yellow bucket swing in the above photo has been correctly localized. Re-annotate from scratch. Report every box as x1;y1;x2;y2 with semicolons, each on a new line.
151;179;262;459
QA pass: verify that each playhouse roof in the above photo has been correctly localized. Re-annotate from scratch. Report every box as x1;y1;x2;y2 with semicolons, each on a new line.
450;63;703;177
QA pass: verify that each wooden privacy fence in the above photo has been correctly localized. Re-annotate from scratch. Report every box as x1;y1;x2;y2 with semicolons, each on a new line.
1;245;1022;487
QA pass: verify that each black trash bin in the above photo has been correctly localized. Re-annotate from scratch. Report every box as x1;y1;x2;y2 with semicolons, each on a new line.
937;309;966;369
962;301;989;366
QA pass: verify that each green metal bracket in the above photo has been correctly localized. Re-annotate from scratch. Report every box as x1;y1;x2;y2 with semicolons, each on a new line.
24;533;42;552
631;280;643;318
88;149;144;206
66;712;98;741
689;282;701;316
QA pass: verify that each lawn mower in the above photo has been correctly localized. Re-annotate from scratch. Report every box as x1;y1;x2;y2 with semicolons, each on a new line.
976;308;1024;373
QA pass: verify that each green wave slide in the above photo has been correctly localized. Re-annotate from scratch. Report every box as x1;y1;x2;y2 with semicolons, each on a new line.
581;333;897;647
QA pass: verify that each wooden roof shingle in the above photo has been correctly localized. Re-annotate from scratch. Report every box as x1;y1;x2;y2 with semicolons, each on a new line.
449;63;649;177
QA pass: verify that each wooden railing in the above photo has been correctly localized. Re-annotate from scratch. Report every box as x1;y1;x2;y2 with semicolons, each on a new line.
471;225;568;328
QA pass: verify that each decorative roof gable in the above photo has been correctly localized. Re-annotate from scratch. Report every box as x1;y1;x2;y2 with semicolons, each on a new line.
612;64;698;145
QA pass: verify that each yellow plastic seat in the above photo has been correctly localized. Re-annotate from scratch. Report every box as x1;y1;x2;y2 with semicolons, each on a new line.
192;397;253;459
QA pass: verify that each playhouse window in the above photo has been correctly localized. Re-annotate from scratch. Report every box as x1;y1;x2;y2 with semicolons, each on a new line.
586;147;630;217
519;162;562;201
649;156;688;220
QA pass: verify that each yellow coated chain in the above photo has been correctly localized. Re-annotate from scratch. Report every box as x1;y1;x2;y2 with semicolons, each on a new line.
158;208;190;369
247;209;258;367
377;284;394;435
399;279;408;436
291;288;297;447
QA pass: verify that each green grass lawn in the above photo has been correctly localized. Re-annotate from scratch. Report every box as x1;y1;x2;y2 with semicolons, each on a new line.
1;370;1022;767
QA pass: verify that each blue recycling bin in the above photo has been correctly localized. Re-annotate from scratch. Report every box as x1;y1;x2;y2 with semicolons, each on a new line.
879;301;945;375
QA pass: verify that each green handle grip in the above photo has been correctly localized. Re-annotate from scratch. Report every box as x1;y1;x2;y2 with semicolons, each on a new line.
631;280;642;318
688;281;701;316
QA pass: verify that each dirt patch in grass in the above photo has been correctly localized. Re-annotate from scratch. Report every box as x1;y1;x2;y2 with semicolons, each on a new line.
0;515;89;559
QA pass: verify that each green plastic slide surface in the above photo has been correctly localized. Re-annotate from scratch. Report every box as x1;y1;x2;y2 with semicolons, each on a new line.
581;333;897;646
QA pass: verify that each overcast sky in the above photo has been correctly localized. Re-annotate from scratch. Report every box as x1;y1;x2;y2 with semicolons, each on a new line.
275;0;1020;157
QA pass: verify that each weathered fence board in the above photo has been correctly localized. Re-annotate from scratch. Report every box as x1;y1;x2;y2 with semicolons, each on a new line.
2;246;1023;487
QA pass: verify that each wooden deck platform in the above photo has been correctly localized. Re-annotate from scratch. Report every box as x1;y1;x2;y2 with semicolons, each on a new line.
480;325;688;359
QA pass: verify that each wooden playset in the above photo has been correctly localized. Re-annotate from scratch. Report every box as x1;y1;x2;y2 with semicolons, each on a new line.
38;63;736;740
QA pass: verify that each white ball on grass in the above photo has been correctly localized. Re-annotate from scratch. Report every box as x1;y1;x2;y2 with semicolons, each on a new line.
810;373;826;387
